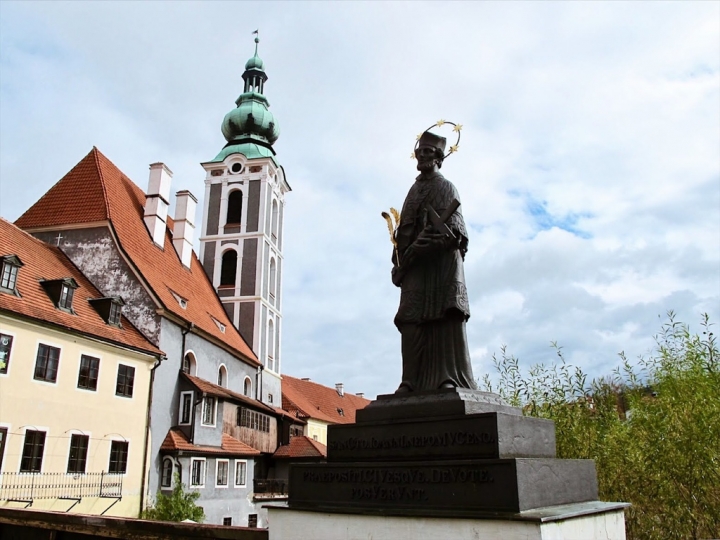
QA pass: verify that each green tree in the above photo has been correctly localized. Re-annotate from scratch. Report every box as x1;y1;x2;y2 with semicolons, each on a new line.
142;474;205;523
483;313;720;540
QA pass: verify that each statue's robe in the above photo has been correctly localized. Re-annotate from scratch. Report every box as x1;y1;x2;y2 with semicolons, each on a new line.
394;171;477;391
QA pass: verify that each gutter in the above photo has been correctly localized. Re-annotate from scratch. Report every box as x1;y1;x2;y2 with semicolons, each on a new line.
139;353;166;516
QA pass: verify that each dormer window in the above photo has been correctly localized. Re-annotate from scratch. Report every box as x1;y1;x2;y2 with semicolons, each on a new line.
89;297;125;326
59;284;74;309
0;255;23;295
40;278;78;313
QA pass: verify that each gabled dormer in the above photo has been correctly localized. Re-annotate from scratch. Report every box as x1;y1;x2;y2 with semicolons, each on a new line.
40;277;78;313
0;255;23;296
89;296;125;326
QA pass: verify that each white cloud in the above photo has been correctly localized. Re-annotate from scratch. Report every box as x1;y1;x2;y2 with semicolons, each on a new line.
1;1;718;398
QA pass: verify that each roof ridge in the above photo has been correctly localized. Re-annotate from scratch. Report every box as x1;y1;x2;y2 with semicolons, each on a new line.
91;147;113;220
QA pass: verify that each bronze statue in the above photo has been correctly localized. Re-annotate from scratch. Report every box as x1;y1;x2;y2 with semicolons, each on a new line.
390;128;477;393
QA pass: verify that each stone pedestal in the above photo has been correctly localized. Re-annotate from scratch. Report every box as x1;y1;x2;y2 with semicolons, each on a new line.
282;389;627;538
267;502;630;540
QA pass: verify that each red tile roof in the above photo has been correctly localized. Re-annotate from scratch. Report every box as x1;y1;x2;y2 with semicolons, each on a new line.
273;436;327;459
0;218;161;357
15;148;257;366
182;372;276;415
282;375;371;425
160;428;260;457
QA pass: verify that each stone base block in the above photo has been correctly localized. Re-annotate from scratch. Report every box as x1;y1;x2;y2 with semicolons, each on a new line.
328;412;556;461
267;501;629;540
289;458;598;513
357;388;521;423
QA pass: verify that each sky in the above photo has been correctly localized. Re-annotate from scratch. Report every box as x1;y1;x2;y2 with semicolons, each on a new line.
1;1;718;400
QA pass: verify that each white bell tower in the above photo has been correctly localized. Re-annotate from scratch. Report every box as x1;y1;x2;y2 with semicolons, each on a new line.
199;36;290;378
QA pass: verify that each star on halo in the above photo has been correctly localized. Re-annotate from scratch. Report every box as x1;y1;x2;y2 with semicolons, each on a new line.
436;119;446;127
449;145;459;153
453;124;463;132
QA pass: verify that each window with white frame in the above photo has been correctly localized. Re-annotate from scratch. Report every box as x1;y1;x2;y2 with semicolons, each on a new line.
0;255;23;293
243;377;252;397
190;458;206;487
179;391;193;425
20;429;46;472
0;333;13;375
234;460;247;487
267;319;275;372
202;396;216;426
217;365;227;387
161;458;173;488
216;459;229;487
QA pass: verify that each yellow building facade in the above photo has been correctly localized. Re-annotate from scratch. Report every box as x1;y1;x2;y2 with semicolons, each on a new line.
0;218;162;517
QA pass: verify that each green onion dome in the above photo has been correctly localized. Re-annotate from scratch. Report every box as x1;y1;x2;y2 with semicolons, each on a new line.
220;38;279;148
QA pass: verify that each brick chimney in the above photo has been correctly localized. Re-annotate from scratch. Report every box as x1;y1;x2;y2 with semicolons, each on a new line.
144;163;172;247
173;190;197;268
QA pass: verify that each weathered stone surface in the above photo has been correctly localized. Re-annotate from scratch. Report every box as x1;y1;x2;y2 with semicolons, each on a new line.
327;413;555;462
356;388;521;423
288;458;598;514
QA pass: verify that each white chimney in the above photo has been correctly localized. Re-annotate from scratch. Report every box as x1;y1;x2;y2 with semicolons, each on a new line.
173;190;197;268
144;163;172;247
335;383;344;397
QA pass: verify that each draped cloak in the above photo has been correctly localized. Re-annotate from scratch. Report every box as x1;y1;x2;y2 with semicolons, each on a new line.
393;171;477;391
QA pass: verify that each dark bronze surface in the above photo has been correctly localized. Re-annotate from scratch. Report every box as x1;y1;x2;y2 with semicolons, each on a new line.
327;412;556;462
288;458;598;513
391;143;476;392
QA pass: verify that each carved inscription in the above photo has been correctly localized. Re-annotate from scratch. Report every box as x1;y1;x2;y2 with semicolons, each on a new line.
329;431;495;452
301;466;494;503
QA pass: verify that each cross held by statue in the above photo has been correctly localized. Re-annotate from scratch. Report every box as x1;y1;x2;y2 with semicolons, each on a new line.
426;198;460;238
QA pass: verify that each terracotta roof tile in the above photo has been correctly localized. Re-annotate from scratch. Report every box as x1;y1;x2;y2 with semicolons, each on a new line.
282;375;371;425
0;218;161;356
273;436;327;459
160;428;260;456
15;148;257;366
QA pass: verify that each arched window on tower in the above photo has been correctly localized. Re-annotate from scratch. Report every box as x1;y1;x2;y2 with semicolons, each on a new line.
269;258;276;306
226;190;243;226
244;377;252;397
220;250;237;289
271;200;279;242
218;365;228;387
267;319;275;372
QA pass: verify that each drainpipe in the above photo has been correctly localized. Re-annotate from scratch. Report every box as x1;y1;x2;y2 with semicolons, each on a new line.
181;322;195;365
190;393;204;444
139;353;166;516
256;364;264;402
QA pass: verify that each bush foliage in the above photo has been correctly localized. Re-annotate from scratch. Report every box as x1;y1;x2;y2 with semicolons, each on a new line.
482;313;720;540
142;474;205;523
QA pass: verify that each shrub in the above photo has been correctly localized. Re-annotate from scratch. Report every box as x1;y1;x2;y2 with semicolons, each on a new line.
142;473;205;523
483;313;720;540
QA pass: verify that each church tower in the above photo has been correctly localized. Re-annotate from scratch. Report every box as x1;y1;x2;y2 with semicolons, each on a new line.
199;36;290;378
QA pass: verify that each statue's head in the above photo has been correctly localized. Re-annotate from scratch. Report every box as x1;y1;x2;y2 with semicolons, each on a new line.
415;131;446;172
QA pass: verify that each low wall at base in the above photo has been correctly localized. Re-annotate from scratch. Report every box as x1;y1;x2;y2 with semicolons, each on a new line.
0;507;268;540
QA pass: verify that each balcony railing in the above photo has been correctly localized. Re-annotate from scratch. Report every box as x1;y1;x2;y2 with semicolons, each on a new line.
0;472;123;503
253;478;287;496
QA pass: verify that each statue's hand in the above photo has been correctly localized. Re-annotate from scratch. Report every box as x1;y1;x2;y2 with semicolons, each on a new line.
412;229;448;255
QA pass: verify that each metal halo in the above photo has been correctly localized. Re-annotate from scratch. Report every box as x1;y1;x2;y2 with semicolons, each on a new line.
412;120;463;160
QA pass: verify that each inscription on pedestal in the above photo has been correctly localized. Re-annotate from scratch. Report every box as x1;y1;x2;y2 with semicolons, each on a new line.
289;458;598;514
328;413;556;461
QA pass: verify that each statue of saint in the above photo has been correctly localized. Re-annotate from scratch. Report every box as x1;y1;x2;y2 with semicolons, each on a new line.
391;130;477;393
